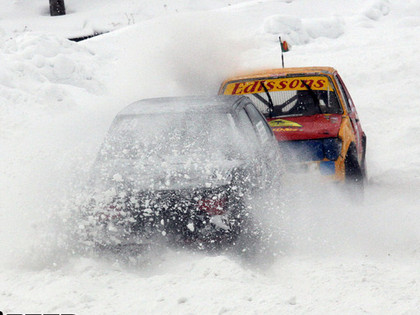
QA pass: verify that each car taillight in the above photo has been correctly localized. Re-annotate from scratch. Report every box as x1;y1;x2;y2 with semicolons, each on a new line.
97;203;124;222
279;138;342;162
323;138;342;161
197;198;226;215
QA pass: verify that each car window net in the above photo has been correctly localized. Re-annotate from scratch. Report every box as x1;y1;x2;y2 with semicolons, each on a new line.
222;76;343;117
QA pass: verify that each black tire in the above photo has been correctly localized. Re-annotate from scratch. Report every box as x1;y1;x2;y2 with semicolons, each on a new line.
344;146;365;199
361;134;368;179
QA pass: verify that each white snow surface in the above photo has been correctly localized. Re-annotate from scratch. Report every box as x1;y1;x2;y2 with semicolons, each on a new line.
1;0;420;314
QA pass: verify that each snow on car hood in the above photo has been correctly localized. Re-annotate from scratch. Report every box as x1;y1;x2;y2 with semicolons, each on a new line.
268;114;342;141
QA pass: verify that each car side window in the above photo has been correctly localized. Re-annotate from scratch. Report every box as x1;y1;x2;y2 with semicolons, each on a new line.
336;74;357;111
244;103;273;143
334;74;352;113
236;107;259;143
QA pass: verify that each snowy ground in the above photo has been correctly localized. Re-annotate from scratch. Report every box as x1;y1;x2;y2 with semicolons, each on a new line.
1;0;420;314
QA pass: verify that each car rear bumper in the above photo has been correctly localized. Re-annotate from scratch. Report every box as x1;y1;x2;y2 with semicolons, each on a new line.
283;159;344;182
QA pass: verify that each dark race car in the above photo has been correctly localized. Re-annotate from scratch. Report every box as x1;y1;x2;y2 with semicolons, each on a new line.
80;95;283;251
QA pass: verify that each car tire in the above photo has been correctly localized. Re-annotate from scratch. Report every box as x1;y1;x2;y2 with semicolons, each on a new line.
344;146;365;199
361;134;368;179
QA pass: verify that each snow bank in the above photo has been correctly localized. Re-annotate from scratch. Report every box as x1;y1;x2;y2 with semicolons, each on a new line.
0;32;112;268
0;0;252;38
262;15;345;45
0;33;103;107
363;0;390;21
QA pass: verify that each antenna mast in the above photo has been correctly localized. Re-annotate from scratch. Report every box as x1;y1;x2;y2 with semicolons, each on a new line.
279;36;289;68
279;36;285;68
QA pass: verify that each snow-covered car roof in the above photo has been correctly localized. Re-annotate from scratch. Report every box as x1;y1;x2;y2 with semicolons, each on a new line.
117;95;243;116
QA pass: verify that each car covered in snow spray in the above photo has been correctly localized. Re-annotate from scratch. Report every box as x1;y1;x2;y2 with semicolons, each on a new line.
81;95;283;251
219;67;367;187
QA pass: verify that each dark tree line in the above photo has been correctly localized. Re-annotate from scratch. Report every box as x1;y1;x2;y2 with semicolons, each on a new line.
50;0;66;16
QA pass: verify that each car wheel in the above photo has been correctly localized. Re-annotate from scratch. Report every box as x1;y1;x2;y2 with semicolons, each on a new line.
361;134;368;179
344;146;365;199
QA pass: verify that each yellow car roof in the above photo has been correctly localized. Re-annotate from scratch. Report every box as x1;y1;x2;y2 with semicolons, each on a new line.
221;67;337;84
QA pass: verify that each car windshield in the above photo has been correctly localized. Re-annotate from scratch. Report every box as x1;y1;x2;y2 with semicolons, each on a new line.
223;75;343;117
98;111;250;163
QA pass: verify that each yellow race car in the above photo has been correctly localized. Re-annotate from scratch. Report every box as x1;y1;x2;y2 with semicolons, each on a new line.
219;67;367;186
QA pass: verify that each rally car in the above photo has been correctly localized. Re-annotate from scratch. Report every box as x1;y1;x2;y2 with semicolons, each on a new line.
219;67;367;187
81;95;282;250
